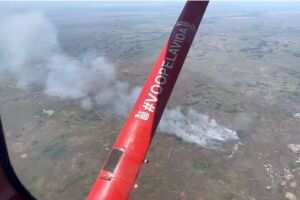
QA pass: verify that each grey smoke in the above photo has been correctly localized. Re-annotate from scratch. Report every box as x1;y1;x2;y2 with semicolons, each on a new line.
0;12;140;116
159;107;238;148
0;12;238;148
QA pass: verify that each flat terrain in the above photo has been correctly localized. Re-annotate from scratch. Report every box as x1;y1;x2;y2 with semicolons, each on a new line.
0;2;300;200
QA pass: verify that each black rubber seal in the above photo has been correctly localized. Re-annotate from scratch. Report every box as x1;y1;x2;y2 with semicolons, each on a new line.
0;116;36;200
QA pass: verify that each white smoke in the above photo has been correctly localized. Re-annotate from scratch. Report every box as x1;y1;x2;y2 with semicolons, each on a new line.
159;107;238;148
0;12;140;116
0;12;238;148
0;12;58;89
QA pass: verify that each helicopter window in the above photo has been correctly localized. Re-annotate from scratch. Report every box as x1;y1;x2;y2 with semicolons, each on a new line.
1;1;300;200
103;149;123;174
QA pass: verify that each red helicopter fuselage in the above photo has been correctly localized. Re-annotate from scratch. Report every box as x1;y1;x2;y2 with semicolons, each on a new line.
87;1;209;200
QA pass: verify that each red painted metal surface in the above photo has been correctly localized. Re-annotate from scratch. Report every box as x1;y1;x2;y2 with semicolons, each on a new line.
87;1;209;200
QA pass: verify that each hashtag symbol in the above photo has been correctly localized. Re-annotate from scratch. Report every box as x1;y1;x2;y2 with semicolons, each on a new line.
142;102;155;112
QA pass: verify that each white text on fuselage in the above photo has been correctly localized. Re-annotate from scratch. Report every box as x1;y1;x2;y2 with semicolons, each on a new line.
135;21;195;121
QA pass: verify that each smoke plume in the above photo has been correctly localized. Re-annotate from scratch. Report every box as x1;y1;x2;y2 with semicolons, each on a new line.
159;108;238;148
0;12;238;148
0;12;140;116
